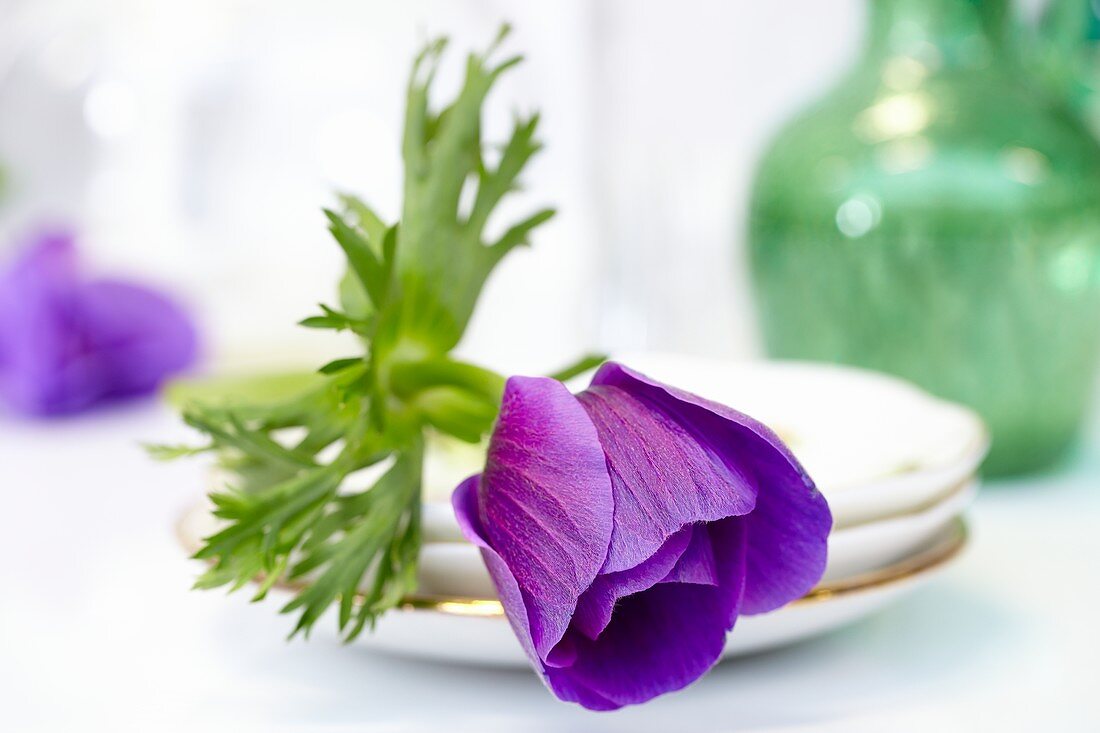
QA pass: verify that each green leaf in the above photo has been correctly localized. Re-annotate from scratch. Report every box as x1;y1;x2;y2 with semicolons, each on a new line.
299;316;338;329
318;357;363;375
143;442;212;461
468;114;544;235
282;443;422;640
487;207;556;266
182;407;318;470
325;209;388;307
547;353;609;382
162;26;541;644
339;194;388;255
385;29;552;352
382;224;398;266
299;305;373;335
339;268;373;321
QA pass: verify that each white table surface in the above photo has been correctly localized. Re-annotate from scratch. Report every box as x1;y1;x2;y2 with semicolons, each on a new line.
2;401;1098;732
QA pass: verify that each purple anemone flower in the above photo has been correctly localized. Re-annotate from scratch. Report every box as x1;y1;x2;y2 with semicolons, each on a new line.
0;231;198;416
453;362;831;710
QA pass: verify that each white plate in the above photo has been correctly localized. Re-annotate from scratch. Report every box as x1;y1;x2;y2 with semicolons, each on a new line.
820;477;975;582
177;504;970;666
415;477;977;597
418;354;988;539
360;520;967;667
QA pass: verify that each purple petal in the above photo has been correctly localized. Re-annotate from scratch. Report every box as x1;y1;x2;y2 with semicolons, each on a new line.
545;516;748;710
547;512;752;708
452;475;540;665
2;231;79;292
542;668;621;711
545;582;731;709
571;526;693;641
592;362;831;614
0;232;198;415
575;383;757;574
478;376;614;657
661;524;718;586
77;279;198;397
0;233;80;413
705;515;751;628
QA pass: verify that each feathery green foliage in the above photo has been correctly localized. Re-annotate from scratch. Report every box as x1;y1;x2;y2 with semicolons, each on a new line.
152;26;556;641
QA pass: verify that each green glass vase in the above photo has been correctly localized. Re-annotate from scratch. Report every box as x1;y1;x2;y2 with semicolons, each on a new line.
748;0;1100;475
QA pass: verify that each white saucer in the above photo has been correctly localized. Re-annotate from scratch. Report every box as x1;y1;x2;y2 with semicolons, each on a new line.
361;520;968;667
176;506;968;666
415;477;977;597
820;477;975;582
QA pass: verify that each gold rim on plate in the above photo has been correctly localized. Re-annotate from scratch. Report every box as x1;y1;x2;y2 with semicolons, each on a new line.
176;504;967;618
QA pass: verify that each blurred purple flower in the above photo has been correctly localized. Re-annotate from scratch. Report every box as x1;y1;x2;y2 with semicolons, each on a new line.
453;362;831;710
0;231;198;415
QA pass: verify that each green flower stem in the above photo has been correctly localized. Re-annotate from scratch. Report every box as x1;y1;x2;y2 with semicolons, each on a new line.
388;358;506;404
386;358;505;444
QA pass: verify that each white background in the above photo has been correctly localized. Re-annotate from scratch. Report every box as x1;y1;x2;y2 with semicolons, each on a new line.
0;0;869;372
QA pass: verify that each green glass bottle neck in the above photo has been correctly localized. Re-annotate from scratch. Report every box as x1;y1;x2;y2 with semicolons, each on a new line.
865;0;1012;68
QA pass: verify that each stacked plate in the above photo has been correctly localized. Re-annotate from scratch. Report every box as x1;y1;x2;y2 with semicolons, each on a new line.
179;354;988;666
